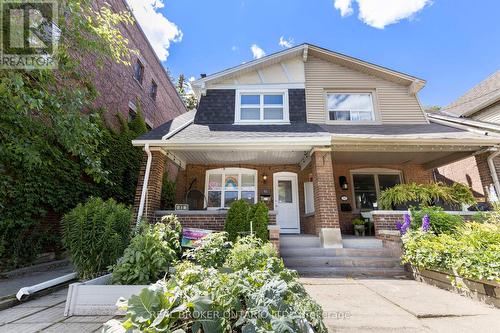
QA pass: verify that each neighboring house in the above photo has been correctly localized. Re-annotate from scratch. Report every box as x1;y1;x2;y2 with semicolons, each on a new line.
132;44;498;247
83;0;186;131
429;71;500;202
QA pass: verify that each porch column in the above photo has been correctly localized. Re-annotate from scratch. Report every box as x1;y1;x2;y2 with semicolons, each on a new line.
311;150;343;248
133;149;167;222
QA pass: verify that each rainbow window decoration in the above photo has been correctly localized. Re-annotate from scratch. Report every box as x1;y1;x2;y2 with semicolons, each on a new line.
205;168;257;209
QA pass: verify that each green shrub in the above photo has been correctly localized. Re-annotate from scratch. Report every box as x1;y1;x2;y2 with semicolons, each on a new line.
224;236;278;272
104;235;327;333
410;206;464;234
110;215;182;285
352;218;365;225
224;199;250;241
160;171;176;210
402;222;500;282
247;201;269;241
62;197;132;279
379;182;475;210
183;232;232;268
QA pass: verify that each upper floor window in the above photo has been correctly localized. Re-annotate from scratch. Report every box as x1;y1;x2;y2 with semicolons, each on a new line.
150;80;158;100
235;90;289;124
134;59;144;84
327;93;375;122
205;168;257;209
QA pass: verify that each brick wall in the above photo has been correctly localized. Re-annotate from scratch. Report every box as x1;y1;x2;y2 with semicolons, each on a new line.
436;156;485;199
133;150;167;221
332;162;434;234
82;0;186;130
311;151;340;233
475;152;499;201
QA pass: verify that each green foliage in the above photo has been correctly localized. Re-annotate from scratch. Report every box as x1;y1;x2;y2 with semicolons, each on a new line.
247;201;269;241
174;74;197;110
105;235;327;333
61;197;132;279
224;236;278;272
183;232;232;268
160;172;177;210
379;182;475;210
224;199;251;241
402;222;500;282
352;218;365;225
0;0;144;269
110;216;182;285
410;206;464;234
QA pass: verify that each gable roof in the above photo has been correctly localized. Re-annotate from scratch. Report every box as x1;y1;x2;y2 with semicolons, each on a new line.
441;70;500;117
191;43;426;93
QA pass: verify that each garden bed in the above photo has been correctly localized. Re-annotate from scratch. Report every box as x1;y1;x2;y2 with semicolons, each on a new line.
412;267;500;308
64;274;147;316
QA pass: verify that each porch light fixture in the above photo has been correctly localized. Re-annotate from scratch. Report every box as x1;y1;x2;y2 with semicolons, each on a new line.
339;176;348;190
262;173;268;183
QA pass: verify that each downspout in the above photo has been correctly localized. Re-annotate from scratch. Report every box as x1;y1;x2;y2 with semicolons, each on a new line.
487;150;500;202
136;143;152;226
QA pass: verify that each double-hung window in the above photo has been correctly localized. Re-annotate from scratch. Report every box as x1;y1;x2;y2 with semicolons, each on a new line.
206;168;257;209
327;93;375;122
236;90;289;124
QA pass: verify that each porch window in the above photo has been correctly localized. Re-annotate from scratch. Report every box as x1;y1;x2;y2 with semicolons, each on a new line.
206;168;257;209
235;90;289;124
351;170;402;210
327;93;375;122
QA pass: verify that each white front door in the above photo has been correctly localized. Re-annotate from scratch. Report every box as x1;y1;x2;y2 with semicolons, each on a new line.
273;172;300;234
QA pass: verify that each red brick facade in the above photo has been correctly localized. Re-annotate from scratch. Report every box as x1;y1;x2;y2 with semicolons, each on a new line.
83;0;186;130
310;151;340;234
133;150;168;221
436;156;485;200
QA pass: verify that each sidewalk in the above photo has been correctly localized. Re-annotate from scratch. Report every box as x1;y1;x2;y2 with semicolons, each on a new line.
302;277;500;333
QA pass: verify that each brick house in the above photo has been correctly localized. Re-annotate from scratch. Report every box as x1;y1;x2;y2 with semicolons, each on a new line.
84;0;186;131
430;71;500;203
132;44;499;249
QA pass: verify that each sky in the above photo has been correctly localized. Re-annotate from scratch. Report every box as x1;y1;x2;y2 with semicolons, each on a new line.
126;0;500;108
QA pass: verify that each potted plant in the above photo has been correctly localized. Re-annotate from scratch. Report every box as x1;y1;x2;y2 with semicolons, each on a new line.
352;218;366;236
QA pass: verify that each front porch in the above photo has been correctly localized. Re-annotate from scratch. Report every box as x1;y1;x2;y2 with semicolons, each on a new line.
132;140;488;249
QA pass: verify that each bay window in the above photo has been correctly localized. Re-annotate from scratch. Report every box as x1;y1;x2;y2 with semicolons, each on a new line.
206;168;257;209
236;90;289;124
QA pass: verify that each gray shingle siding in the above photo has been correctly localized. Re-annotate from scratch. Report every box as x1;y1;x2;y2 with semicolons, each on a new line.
194;89;235;124
289;89;306;123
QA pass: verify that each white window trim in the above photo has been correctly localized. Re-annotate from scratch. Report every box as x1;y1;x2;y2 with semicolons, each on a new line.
350;168;403;211
235;89;290;124
304;181;314;214
324;90;381;125
205;168;258;209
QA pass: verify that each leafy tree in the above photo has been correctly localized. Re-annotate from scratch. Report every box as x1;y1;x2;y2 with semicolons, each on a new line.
425;105;442;113
175;74;198;110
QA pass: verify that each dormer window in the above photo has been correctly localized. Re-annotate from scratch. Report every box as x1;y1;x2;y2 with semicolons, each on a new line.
327;92;375;122
235;90;289;124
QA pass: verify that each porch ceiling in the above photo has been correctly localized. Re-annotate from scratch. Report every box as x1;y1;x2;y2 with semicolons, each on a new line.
173;150;308;165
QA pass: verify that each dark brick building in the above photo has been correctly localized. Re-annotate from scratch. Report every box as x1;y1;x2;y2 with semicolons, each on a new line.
84;0;186;130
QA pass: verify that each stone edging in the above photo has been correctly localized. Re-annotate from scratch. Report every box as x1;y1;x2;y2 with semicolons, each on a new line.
412;267;500;308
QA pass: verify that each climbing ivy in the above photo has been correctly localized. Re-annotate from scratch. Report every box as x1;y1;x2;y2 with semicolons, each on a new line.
0;0;140;270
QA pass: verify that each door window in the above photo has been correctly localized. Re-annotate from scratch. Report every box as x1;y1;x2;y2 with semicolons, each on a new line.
278;180;293;203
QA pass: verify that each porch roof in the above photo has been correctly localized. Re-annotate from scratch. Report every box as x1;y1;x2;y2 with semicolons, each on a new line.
133;110;500;148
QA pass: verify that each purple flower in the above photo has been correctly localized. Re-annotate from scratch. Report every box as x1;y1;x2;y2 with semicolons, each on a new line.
396;213;412;235
421;214;430;232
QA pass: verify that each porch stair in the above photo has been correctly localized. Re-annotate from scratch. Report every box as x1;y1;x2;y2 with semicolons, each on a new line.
280;235;407;278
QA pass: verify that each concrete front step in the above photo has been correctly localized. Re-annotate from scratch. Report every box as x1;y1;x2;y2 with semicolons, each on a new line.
283;256;402;268
280;235;321;248
291;266;408;278
280;247;396;258
342;237;383;249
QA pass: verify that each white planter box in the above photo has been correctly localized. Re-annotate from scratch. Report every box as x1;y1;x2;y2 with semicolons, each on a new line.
64;274;147;316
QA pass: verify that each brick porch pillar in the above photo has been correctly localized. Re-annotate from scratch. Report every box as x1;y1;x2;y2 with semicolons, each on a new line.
133;149;167;222
475;152;499;202
311;150;343;248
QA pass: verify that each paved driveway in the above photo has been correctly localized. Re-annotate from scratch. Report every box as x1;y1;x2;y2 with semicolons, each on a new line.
302;277;500;333
1;278;499;332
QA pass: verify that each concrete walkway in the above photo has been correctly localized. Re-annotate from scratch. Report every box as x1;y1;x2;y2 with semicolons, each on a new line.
1;277;499;332
302;277;500;333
